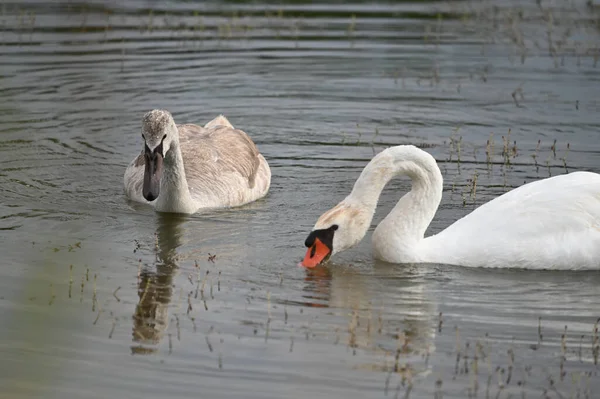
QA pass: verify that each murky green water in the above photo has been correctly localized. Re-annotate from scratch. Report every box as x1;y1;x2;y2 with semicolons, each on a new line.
1;1;599;398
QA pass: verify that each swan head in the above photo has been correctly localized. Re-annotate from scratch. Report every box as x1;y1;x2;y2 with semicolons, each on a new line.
140;109;178;202
301;201;371;268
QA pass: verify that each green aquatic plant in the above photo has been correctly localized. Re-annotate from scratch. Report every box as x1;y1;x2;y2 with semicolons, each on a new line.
511;84;524;107
561;143;570;173
68;264;73;298
92;274;97;312
501;129;512;166
593;318;599;365
469;171;478;203
112;286;121;302
146;9;154;34
347;14;356;46
448;127;463;165
485;133;495;168
48;283;55;305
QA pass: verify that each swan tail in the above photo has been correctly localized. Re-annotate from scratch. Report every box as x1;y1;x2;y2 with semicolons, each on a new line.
205;115;234;129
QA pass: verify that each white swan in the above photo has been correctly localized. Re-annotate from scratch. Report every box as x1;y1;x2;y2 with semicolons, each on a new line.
301;145;600;270
124;110;271;214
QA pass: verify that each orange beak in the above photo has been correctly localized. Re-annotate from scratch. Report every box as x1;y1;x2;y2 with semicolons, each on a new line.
301;238;331;268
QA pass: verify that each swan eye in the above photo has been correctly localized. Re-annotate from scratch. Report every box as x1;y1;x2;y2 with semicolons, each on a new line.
331;225;339;231
162;134;167;140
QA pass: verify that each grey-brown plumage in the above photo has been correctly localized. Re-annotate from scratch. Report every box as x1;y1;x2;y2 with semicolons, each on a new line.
124;111;271;213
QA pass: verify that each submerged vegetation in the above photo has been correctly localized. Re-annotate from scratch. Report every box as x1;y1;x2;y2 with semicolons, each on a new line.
17;236;600;398
1;1;598;69
11;234;597;398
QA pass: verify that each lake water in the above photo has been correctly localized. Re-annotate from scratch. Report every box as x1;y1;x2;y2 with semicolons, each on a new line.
1;1;599;398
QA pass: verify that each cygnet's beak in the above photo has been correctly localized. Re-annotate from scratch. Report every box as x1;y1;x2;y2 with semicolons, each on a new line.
142;141;164;202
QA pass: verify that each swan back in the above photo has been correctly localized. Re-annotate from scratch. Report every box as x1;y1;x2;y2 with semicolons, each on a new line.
177;123;269;207
424;171;600;269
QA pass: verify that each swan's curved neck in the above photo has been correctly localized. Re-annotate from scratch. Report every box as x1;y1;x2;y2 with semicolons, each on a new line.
156;137;195;213
347;146;443;263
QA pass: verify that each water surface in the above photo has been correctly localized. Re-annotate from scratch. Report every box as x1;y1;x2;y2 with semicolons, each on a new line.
1;1;599;398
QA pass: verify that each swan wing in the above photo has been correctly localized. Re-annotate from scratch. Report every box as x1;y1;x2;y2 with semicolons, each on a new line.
443;172;600;236
178;124;265;204
428;171;600;269
123;150;147;203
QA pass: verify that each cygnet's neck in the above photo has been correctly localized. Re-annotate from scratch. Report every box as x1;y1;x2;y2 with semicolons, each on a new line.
155;138;196;213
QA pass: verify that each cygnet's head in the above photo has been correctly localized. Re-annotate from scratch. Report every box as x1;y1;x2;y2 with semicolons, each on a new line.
140;109;178;201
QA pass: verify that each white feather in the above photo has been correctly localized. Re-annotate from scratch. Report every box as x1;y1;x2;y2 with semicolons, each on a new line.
312;145;600;270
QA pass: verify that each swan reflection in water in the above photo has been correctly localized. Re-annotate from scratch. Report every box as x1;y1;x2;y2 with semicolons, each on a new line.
302;261;438;376
127;212;439;369
131;214;186;355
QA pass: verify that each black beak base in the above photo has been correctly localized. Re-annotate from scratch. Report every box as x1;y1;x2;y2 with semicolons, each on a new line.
304;225;337;251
